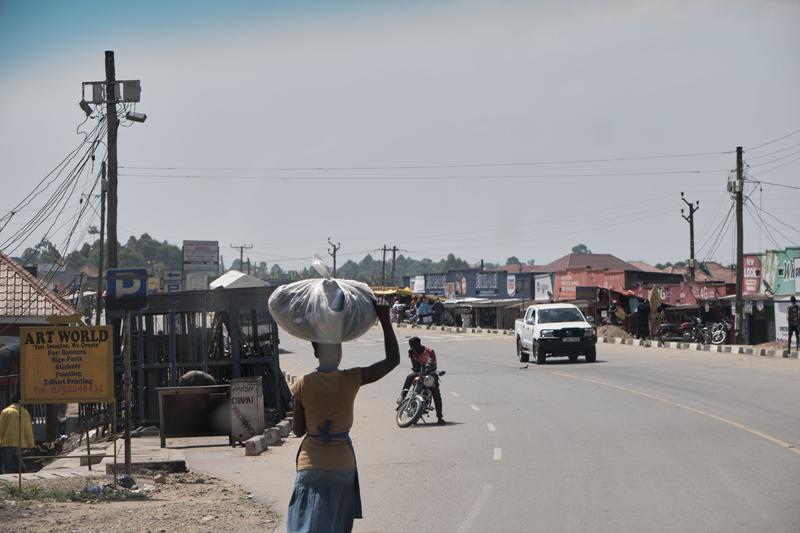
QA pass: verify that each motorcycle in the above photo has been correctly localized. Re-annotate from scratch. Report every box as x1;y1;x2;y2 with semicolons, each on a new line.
710;317;732;345
396;367;446;428
656;316;710;344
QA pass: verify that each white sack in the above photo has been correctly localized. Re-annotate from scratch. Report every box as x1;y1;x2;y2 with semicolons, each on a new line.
268;257;376;344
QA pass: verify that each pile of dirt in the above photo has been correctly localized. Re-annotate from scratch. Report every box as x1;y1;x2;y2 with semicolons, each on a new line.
1;471;278;532
596;325;633;339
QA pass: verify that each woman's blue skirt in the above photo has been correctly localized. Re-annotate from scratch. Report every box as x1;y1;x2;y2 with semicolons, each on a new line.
287;468;363;533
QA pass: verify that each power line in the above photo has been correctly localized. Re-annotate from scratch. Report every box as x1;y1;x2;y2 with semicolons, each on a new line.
119;150;733;173
747;127;800;151
751;154;800;175
747;148;800;168
119;168;728;182
748;179;800;191
745;141;800;160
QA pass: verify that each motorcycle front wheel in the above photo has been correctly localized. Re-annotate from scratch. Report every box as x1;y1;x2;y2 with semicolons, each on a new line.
711;329;726;345
396;397;424;428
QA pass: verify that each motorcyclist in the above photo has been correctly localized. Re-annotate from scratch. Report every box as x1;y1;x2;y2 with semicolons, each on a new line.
399;337;445;425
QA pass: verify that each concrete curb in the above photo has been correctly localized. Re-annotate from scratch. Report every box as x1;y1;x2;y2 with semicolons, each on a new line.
245;435;269;456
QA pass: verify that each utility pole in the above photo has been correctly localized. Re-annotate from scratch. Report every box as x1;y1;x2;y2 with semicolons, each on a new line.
735;146;745;344
105;51;119;270
246;257;251;275
381;245;388;288
230;244;253;271
680;192;700;282
390;245;398;287
95;162;107;325
327;238;341;277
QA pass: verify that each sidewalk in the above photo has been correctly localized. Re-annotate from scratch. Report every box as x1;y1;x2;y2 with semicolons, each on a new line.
0;435;185;483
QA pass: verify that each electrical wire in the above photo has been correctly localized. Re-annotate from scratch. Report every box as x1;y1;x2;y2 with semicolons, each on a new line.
747;128;800;152
119;168;729;182
748;179;800;192
745;141;800;160
120;150;734;173
747;149;800;168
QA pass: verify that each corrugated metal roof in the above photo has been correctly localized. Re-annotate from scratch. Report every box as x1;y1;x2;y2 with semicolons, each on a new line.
0;252;75;318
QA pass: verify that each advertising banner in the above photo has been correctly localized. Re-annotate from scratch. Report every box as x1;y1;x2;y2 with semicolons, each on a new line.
476;272;498;296
444;282;456;300
534;274;553;301
507;274;516;297
743;254;762;294
425;274;446;295
20;326;114;403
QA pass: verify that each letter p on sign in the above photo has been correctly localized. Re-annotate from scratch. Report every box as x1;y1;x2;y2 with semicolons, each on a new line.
106;268;149;311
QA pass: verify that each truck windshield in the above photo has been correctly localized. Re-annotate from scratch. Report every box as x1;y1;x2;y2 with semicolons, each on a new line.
538;308;584;323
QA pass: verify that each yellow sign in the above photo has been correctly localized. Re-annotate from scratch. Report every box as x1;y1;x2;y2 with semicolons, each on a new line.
20;326;114;403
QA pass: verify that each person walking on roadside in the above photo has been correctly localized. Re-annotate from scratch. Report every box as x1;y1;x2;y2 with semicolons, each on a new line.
787;296;799;356
287;302;400;533
0;393;34;474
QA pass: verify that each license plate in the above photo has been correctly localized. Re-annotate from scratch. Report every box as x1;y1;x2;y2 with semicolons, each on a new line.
563;337;580;343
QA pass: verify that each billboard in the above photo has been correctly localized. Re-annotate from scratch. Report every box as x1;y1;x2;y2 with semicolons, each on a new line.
20;326;114;403
743;254;762;294
476;272;498;297
182;240;220;274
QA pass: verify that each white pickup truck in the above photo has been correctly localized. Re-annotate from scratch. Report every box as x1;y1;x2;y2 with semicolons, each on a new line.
514;303;596;364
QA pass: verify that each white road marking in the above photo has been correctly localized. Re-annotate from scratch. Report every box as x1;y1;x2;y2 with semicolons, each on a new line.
457;483;493;533
486;423;496;432
554;371;800;457
493;447;502;461
450;391;460;397
470;404;480;411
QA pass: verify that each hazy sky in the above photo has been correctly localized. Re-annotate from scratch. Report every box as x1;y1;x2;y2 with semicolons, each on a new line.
1;0;799;270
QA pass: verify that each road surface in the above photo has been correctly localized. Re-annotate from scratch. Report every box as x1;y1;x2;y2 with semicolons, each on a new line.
182;327;800;532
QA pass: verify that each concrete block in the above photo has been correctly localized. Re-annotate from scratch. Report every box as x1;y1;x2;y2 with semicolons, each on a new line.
614;337;625;345
789;351;799;359
632;339;643;347
701;345;710;351
721;346;732;353
245;435;269;456
80;454;103;467
741;347;754;355
264;427;281;445
687;343;700;351
277;420;292;438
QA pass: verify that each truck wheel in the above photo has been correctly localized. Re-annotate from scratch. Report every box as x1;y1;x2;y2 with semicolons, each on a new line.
517;339;529;363
535;344;546;365
585;347;597;363
569;354;578;363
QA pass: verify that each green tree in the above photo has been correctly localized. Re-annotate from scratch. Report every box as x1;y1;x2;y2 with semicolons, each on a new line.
506;256;521;265
571;244;591;255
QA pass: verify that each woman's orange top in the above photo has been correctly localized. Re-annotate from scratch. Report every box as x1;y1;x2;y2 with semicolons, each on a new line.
291;368;362;471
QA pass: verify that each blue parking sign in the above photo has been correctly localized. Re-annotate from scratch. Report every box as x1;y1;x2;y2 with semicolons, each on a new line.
107;268;149;311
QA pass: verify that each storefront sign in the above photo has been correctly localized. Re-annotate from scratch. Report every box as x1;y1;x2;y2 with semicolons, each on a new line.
20;326;114;403
183;240;220;274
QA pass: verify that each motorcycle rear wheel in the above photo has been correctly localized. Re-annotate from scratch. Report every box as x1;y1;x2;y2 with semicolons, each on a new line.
396;397;424;428
711;329;726;345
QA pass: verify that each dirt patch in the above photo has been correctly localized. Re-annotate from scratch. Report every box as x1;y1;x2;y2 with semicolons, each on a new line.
596;325;633;339
0;471;278;532
754;341;792;351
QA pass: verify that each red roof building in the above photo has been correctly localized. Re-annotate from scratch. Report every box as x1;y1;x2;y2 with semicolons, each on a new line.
0;252;75;336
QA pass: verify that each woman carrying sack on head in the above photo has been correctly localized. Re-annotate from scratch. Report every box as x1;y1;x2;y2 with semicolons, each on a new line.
287;302;400;533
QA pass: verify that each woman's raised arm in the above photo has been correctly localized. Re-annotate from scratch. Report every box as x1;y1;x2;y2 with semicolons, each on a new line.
360;303;400;385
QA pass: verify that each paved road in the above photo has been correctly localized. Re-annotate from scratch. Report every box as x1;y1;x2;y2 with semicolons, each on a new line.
183;328;800;532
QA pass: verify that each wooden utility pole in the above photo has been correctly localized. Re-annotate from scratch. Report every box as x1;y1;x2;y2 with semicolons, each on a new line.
105;51;119;270
327;238;341;277
230;244;253;271
681;192;700;282
390;245;398;286
95;161;107;325
735;146;745;343
381;245;388;287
